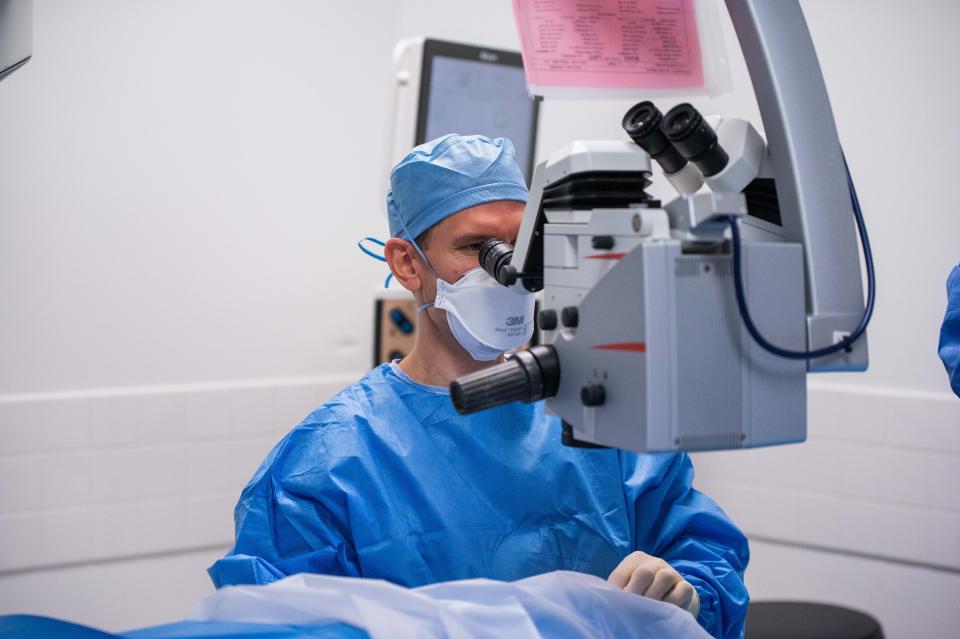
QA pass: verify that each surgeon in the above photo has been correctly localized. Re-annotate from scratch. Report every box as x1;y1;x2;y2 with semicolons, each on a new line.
209;134;749;639
941;264;960;397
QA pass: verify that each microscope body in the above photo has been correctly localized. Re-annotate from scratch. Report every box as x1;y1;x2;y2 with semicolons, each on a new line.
534;141;807;452
450;1;870;454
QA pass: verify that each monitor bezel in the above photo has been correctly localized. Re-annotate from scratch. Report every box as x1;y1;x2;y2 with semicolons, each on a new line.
415;38;540;183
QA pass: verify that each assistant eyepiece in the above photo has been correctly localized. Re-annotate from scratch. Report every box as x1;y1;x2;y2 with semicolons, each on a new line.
661;103;729;178
622;101;687;175
479;238;519;286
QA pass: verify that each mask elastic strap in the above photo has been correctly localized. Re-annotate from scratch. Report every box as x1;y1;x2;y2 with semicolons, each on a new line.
359;213;438;290
394;217;442;310
394;216;440;279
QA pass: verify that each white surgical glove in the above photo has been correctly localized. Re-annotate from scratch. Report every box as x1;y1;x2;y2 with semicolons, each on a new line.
607;551;700;618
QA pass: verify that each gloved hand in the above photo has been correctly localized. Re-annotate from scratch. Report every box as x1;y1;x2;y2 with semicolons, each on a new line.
608;551;700;617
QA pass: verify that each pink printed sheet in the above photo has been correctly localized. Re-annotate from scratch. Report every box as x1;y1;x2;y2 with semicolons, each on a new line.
512;0;704;91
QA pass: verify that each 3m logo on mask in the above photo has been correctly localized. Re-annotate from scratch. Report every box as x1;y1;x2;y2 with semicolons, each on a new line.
506;315;525;327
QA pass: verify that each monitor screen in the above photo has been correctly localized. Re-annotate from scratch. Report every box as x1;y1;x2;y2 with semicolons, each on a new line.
416;40;539;183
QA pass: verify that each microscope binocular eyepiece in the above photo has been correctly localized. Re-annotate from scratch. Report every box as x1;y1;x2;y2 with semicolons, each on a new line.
662;103;729;178
622;101;688;175
479;238;520;287
623;101;731;182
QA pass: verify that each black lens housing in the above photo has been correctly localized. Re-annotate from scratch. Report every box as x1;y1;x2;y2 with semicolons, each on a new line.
450;345;560;415
662;103;729;177
622;101;687;175
479;238;519;286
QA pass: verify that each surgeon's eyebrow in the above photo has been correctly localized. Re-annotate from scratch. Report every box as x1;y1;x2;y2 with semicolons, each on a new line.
453;233;494;247
452;229;519;247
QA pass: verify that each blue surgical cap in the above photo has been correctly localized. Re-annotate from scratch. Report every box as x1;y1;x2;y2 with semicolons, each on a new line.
387;134;528;241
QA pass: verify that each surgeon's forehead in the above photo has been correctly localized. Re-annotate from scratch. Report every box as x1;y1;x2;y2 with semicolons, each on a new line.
441;201;524;244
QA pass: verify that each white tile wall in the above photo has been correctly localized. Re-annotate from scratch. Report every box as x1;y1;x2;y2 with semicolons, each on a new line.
0;546;229;632
691;382;960;572
0;376;353;574
3;378;957;576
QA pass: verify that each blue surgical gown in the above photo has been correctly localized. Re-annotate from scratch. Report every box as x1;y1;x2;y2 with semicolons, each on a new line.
209;362;749;639
941;265;960;397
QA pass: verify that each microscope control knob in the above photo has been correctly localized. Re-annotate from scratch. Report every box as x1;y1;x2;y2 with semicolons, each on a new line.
538;309;558;331
561;306;579;328
580;383;606;407
591;235;615;250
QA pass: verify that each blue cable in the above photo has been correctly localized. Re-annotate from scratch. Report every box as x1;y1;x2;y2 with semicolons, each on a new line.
725;152;876;360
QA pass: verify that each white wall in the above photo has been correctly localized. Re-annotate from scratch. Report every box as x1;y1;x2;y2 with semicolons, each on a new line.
0;0;396;394
0;0;958;636
0;0;393;630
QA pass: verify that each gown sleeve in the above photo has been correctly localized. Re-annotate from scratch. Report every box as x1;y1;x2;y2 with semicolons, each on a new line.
208;412;363;588
939;264;960;397
622;451;750;639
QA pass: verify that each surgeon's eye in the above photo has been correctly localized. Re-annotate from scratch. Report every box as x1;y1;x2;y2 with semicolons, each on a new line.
463;242;484;252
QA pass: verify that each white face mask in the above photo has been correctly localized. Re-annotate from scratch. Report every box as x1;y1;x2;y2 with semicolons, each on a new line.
422;267;536;361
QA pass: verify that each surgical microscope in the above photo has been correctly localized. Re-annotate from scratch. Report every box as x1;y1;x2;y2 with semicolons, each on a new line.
449;0;875;453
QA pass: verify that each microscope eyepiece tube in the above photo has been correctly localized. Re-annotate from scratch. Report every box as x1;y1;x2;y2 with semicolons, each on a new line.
622;101;688;175
479;238;519;286
662;103;729;178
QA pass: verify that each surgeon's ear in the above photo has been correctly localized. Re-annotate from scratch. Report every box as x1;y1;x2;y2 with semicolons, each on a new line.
385;238;422;292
